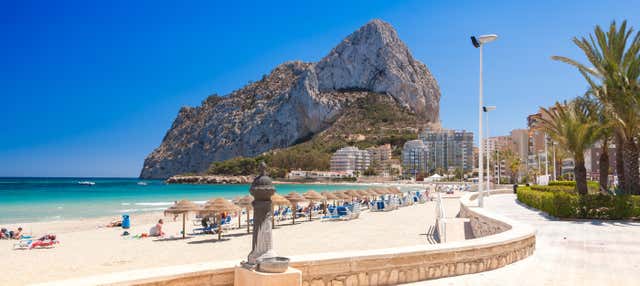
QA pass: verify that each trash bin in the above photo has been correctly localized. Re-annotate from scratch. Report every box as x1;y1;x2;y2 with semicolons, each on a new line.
513;184;518;194
122;214;130;229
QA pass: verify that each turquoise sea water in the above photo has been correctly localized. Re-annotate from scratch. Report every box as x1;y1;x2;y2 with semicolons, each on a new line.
0;178;372;224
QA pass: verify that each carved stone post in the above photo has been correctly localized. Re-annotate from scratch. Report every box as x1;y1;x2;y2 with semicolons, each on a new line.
246;162;277;266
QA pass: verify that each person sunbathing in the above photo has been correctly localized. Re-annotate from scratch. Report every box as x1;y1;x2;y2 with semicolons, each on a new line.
106;219;122;227
11;227;23;239
149;219;165;237
0;228;7;239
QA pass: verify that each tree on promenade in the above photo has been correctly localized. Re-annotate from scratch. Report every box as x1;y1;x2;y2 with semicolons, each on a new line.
538;98;605;195
552;20;640;194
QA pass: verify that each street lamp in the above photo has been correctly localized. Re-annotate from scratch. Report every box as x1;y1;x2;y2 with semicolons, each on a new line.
471;34;498;207
484;105;496;191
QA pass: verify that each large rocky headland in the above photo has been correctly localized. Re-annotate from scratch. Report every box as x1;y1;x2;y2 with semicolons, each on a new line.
141;19;441;179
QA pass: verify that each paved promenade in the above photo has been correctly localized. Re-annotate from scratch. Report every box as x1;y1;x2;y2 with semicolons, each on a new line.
410;193;640;286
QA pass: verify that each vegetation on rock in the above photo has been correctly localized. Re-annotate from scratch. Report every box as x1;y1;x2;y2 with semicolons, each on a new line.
206;93;423;177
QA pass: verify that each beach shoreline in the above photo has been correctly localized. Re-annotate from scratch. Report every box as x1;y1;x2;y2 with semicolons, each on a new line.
0;197;459;286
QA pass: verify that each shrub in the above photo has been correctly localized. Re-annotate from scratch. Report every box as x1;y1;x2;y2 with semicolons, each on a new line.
517;186;640;219
547;180;600;194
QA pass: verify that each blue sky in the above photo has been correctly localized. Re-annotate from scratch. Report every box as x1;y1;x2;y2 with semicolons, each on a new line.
1;0;638;177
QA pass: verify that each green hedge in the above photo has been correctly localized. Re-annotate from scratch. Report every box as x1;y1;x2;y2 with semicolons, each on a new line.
531;185;577;194
517;186;640;219
547;180;600;193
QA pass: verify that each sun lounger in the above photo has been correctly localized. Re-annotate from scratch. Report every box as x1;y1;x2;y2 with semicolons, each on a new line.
193;223;218;234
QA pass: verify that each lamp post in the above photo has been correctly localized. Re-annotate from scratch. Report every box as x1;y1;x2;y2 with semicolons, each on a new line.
552;141;557;181
484;105;496;191
544;133;549;183
471;34;498;207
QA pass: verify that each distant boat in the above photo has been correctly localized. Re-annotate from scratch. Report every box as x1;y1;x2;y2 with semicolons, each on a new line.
77;181;95;186
137;182;148;186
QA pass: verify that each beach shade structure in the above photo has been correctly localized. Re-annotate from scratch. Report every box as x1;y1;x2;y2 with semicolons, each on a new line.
356;190;370;198
366;189;380;197
285;192;307;225
374;188;389;195
201;198;240;240
345;190;360;200
164;200;201;239
235;195;254;233
321;191;339;211
270;193;291;227
303;190;324;220
334;191;351;205
355;190;371;208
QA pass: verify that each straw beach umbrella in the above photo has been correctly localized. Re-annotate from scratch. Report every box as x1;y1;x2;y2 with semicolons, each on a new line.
356;190;371;208
164;200;201;239
303;190;324;220
334;191;351;205
374;188;388;195
285;192;307;225
321;191;338;212
345;190;359;201
201;198;240;240
356;190;369;198
271;193;290;227
366;189;379;197
235;195;254;233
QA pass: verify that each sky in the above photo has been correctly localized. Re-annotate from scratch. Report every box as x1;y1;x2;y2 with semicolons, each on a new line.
1;0;639;177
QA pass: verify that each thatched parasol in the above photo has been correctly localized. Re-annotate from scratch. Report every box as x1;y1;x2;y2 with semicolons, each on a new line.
270;193;291;227
333;191;351;206
303;190;324;220
201;198;240;240
271;193;291;206
374;188;389;195
285;192;307;225
235;195;254;233
366;189;379;197
164;200;201;239
321;191;338;200
356;190;370;198
321;191;339;212
345;189;360;200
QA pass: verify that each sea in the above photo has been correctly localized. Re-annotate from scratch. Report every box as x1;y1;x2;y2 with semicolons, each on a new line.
0;177;384;224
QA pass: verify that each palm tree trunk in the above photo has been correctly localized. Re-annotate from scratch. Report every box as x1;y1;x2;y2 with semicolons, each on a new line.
623;139;640;195
615;133;626;192
598;141;609;193
574;157;588;195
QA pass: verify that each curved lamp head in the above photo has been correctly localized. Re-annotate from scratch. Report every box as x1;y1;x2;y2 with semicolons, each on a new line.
483;106;497;112
471;34;499;48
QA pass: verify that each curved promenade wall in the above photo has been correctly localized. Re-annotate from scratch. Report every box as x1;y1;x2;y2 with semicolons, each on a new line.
40;190;534;286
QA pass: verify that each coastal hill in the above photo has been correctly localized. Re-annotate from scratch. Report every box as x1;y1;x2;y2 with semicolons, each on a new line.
140;19;441;179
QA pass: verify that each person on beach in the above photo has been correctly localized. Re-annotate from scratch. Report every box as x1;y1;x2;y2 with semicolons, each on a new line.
0;228;8;239
10;227;23;239
149;219;164;237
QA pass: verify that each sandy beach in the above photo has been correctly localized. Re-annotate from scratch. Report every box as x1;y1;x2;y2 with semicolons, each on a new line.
0;196;461;285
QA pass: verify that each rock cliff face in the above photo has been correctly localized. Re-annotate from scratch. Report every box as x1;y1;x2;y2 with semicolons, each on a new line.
140;19;440;179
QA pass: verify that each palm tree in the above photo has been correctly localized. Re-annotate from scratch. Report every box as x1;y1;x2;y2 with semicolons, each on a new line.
537;98;605;195
552;20;640;194
501;149;522;184
583;94;614;192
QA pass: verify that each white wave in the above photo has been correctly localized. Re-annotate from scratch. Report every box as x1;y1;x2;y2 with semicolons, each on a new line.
117;207;166;213
120;203;131;206
134;202;172;206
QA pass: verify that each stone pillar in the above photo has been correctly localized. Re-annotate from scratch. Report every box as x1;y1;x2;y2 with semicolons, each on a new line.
248;200;276;264
244;162;277;268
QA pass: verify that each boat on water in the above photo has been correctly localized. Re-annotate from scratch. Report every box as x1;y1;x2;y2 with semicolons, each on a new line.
77;181;95;186
137;181;148;186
